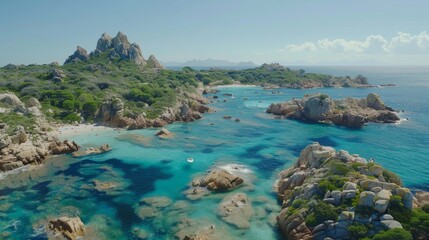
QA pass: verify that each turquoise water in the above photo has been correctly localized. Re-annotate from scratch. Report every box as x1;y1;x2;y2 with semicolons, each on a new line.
1;66;428;239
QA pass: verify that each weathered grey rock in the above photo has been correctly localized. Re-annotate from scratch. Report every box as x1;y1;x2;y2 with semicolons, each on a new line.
146;54;164;69
26;97;41;109
381;220;403;229
343;182;357;191
368;165;384;177
358;191;376;207
96;32;112;52
366;93;385;110
0;92;22;106
360;179;399;192
0;134;11;149
302;95;334;121
155;128;172;137
64;46;90;64
375;199;389;213
339;211;355;221
396;188;413;210
377;189;392;200
218;193;253;229
380;214;394;221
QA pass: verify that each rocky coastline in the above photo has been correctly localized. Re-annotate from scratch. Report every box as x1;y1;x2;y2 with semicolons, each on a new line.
266;93;400;128
275;142;429;240
0;89;212;174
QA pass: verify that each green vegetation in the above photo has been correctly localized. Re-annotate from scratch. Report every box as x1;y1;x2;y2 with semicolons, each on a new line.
305;201;339;227
196;63;333;86
348;223;368;240
318;176;347;194
370;228;412;240
0;112;36;134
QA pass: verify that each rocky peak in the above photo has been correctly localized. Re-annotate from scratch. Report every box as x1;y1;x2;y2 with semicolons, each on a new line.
96;32;112;52
64;31;164;68
146;54;165;69
64;46;90;64
111;31;131;50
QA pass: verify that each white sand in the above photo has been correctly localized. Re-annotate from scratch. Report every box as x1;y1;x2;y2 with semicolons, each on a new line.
51;124;114;139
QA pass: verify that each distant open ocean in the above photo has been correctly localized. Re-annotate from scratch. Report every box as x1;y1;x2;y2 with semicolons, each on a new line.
1;66;428;239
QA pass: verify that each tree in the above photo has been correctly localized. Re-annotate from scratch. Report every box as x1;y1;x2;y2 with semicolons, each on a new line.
372;228;412;240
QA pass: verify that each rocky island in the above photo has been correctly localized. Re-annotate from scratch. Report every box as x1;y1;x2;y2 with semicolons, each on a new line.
266;93;400;128
276;142;429;240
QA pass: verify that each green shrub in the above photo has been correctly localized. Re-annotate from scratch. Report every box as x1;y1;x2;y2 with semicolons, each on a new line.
318;176;346;194
410;208;429;239
372;228;412;240
348;223;368;240
305;201;338;227
383;169;402;186
63;113;80;123
387;195;411;228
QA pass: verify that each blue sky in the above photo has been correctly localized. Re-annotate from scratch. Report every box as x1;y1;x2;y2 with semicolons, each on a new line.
0;0;428;66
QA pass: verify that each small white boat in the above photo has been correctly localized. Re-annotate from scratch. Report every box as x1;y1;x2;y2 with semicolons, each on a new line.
187;157;194;163
231;95;236;99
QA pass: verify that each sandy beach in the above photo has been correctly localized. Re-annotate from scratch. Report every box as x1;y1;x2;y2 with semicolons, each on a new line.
51;124;115;139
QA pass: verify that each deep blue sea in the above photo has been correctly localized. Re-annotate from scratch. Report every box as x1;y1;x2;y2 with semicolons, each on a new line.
0;66;428;239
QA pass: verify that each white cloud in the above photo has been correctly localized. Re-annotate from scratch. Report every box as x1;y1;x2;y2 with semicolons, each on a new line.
284;31;429;55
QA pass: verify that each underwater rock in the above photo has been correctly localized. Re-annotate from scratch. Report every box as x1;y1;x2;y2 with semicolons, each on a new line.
72;144;111;157
218;193;253;229
140;196;173;208
198;169;244;191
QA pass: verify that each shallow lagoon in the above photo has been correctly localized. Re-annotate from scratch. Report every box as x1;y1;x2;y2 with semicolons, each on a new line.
1;66;429;239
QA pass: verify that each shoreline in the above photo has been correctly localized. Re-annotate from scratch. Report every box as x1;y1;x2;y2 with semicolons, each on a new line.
214;84;258;88
50;124;116;140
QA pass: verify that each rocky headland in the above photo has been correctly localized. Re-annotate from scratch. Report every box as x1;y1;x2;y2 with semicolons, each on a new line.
266;93;399;128
0;92;80;173
275;142;429;240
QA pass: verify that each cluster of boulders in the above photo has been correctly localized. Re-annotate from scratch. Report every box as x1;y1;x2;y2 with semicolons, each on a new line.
267;93;399;128
98;94;211;129
0;92;80;173
275;142;424;240
64;31;164;69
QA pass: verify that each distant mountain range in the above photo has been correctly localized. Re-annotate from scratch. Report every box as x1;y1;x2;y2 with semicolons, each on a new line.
162;59;258;67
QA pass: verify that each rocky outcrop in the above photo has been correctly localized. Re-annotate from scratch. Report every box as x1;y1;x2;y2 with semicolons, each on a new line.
0;92;22;106
98;94;211;129
49;140;79;155
49;69;67;83
267;93;399;128
146;54;165;69
192;169;244;192
64;46;89;64
72;144;111;157
155;128;172;137
64;31;164;68
47;216;85;240
275;142;415;239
